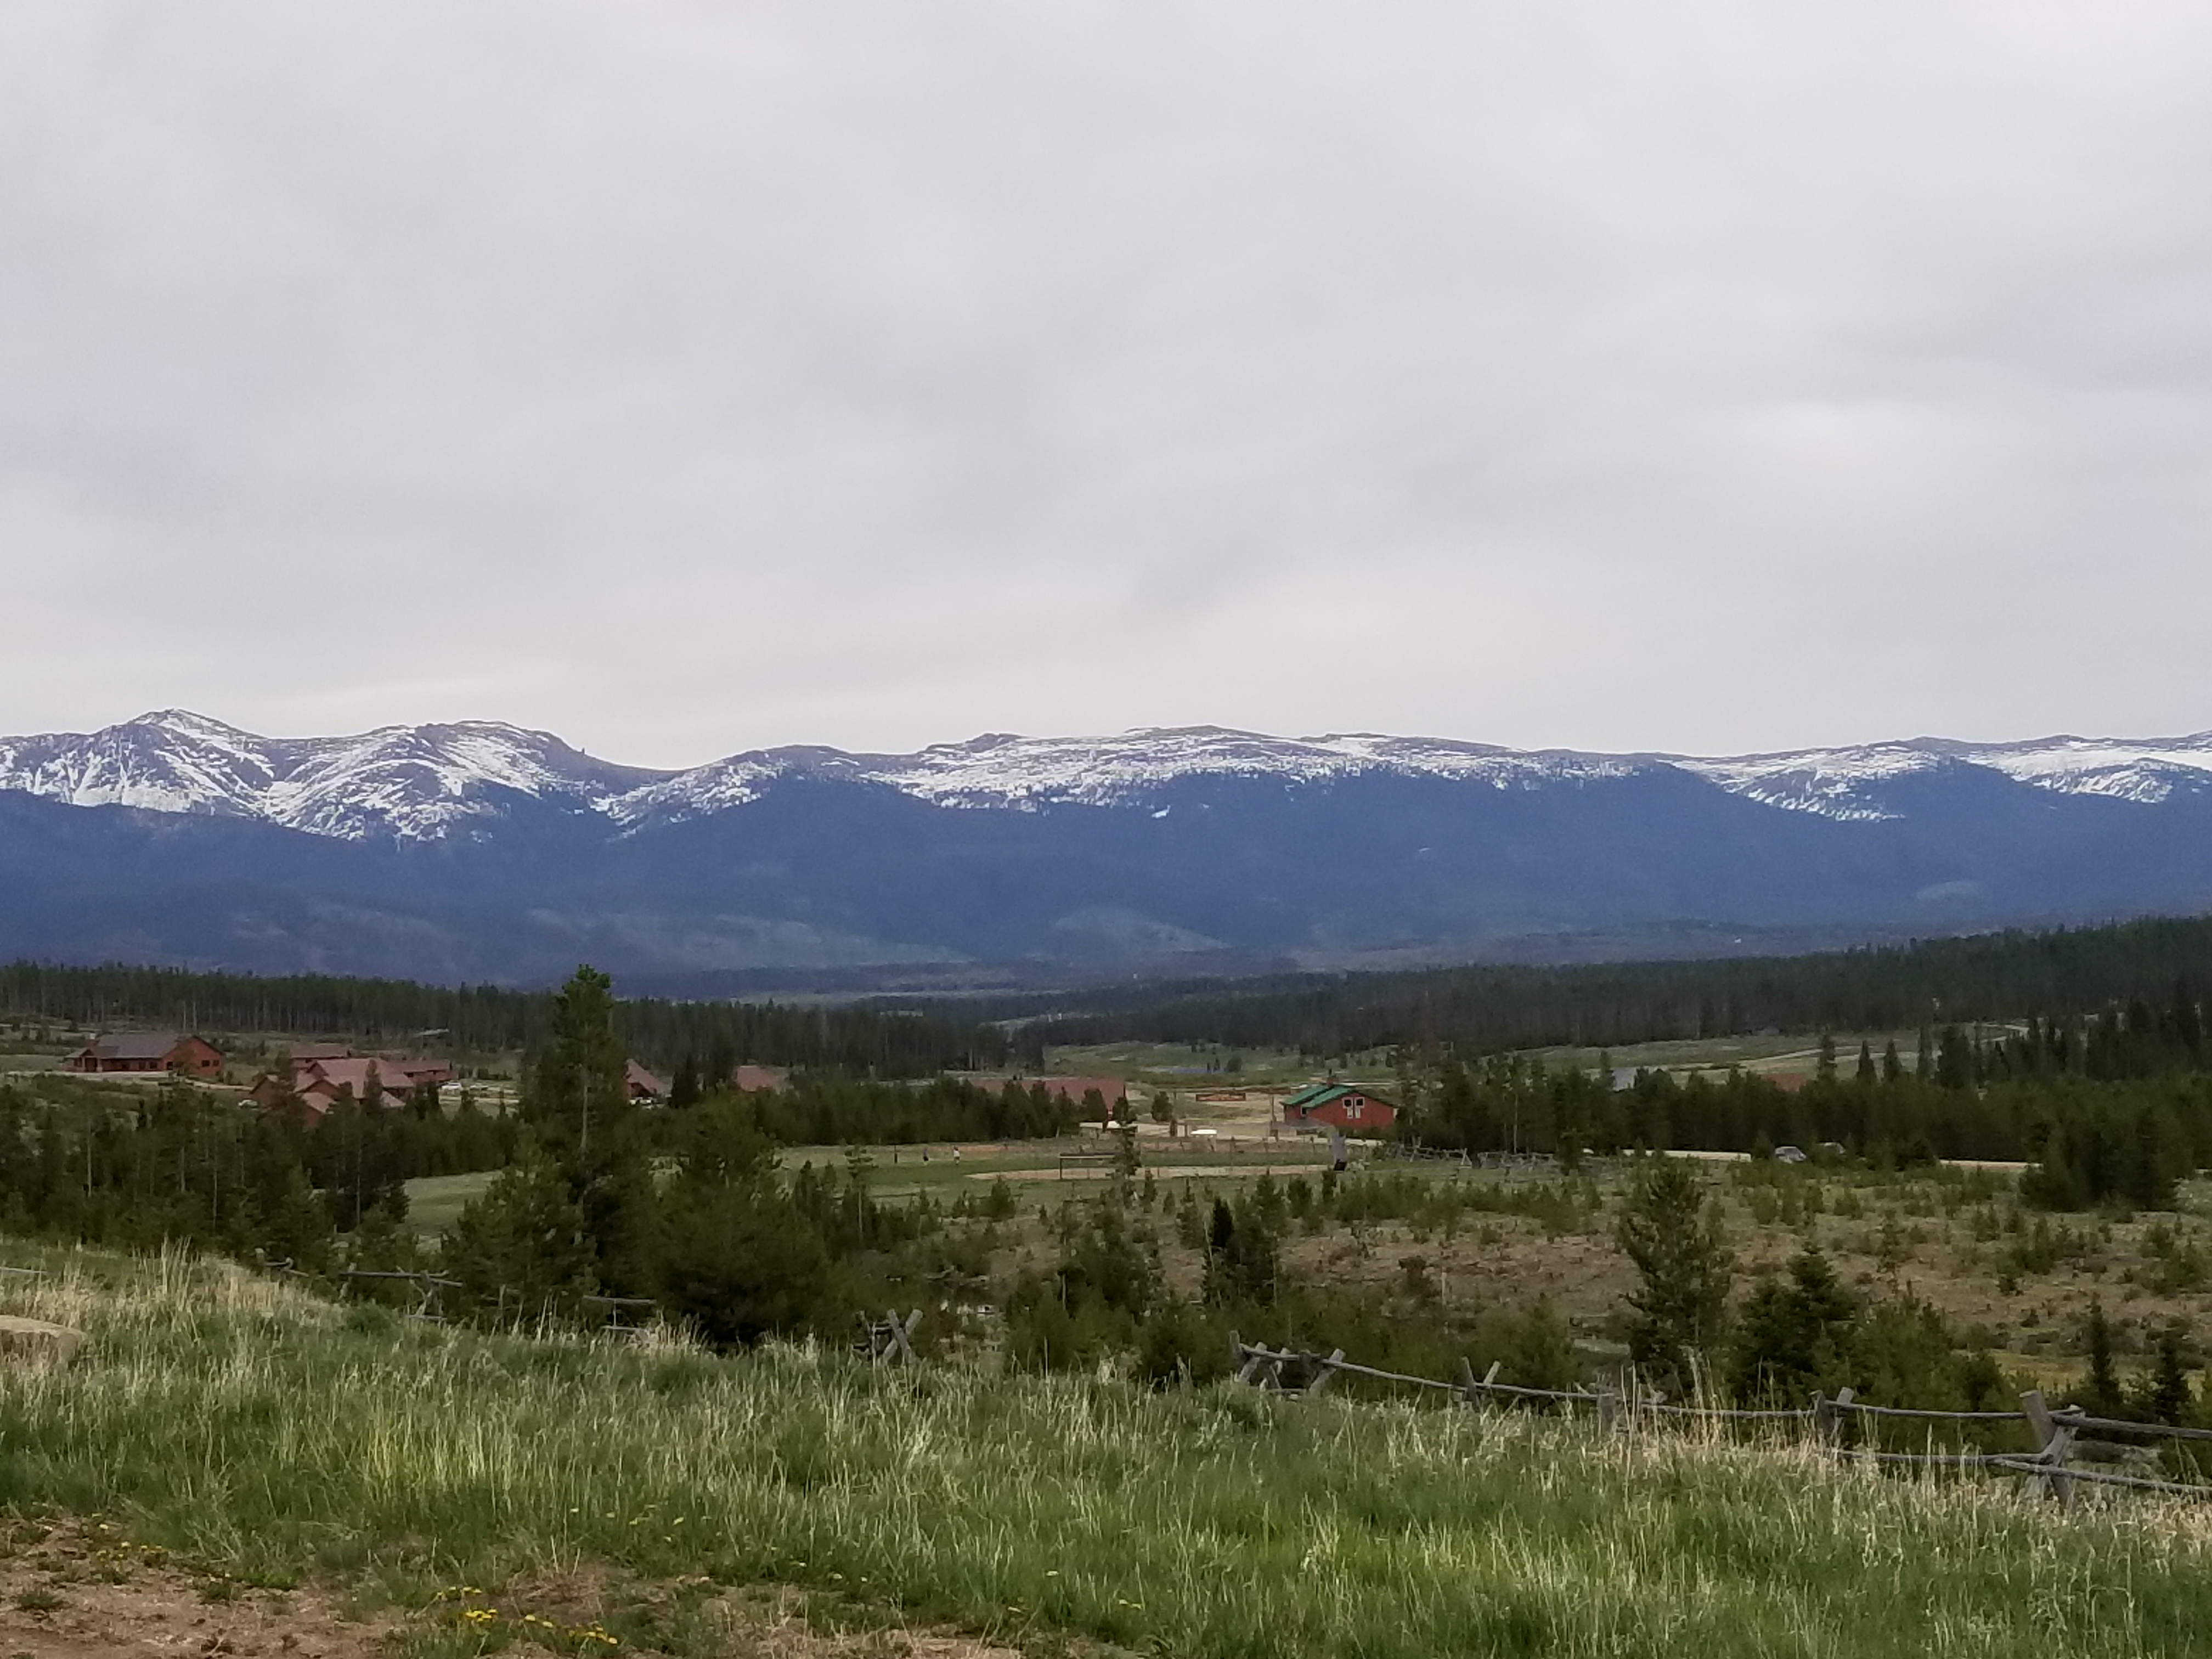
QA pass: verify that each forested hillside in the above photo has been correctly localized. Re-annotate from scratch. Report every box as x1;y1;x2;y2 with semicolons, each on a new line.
0;960;1010;1076
1401;996;2212;1210
1012;915;2212;1058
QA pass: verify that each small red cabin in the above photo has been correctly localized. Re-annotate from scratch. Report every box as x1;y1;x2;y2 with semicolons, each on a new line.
1281;1083;1398;1133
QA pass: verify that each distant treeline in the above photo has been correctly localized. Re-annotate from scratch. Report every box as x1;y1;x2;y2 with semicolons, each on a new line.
0;961;1011;1079
1404;992;2212;1211
1006;915;2212;1057
0;1073;516;1263
746;1076;1081;1146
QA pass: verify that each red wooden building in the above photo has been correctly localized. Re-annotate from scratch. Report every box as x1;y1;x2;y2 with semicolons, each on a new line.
1280;1082;1398;1133
250;1051;456;1114
69;1034;224;1077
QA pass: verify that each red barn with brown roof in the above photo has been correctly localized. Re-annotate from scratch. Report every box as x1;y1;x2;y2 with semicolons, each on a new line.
250;1052;455;1114
69;1034;223;1077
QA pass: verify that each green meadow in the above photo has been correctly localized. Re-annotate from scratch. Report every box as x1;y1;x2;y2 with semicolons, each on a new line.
4;1249;2212;1657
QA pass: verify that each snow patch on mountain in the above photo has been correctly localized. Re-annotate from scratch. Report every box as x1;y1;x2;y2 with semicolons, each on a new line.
808;727;1635;810
0;711;661;840
602;750;840;827
1965;735;2212;804
5;712;2212;840
1674;734;2212;818
1671;744;1943;821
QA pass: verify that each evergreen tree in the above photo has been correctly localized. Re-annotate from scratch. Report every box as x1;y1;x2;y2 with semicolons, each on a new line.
669;1054;702;1110
2080;1300;2124;1417
1202;1194;1279;1307
1728;1248;1855;1404
526;967;628;1159
1502;1299;1580;1392
440;1144;595;1323
252;1166;335;1272
1935;1025;1973;1090
656;1096;837;1348
1616;1159;1734;1396
523;966;659;1296
2144;1323;2195;1426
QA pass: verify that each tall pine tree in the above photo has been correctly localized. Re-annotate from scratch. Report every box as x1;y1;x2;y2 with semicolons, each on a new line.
522;966;660;1297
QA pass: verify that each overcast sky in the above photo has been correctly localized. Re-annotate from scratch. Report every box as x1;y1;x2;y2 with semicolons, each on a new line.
4;3;2210;767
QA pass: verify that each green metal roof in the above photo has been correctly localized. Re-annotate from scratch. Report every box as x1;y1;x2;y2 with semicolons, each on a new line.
1283;1083;1393;1111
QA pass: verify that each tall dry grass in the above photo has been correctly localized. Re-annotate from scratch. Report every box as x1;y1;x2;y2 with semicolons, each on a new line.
3;1246;2210;1657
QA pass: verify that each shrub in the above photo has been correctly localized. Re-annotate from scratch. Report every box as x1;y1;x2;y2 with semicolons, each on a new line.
1136;1299;1233;1389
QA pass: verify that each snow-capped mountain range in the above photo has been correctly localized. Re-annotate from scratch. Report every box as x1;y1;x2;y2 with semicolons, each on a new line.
4;710;2212;985
5;710;2212;842
0;710;653;841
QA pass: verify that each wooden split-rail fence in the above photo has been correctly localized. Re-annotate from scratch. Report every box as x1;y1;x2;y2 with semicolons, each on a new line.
258;1261;674;1338
337;1267;461;1323
252;1256;935;1358
854;1308;924;1365
1230;1337;2212;1505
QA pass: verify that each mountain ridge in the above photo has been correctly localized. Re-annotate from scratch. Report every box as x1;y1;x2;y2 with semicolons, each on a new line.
7;710;2212;842
4;710;2211;984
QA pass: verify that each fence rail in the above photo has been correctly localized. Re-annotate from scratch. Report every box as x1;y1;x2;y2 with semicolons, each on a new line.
1228;1338;2212;1508
243;1256;941;1357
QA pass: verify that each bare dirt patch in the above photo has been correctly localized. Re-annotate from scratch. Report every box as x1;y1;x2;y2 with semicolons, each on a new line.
681;1588;1032;1656
0;1520;392;1659
0;1526;1073;1659
435;1572;1038;1658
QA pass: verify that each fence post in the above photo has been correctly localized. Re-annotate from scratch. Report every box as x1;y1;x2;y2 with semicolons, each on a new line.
2022;1390;2076;1508
893;1308;923;1364
1598;1389;1620;1434
1457;1356;1479;1407
1305;1348;1347;1397
1234;1334;1268;1386
1814;1386;1855;1451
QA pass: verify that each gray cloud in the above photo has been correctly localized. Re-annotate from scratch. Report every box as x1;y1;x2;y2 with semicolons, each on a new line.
3;1;2210;766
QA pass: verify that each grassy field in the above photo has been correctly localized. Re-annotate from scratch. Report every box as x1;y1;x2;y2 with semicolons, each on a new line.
409;1138;2212;1384
404;1171;505;1237
1046;1030;1937;1093
1526;1029;1927;1082
6;1248;2212;1656
788;1142;2212;1376
403;1131;1340;1229
1042;1040;1372;1088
